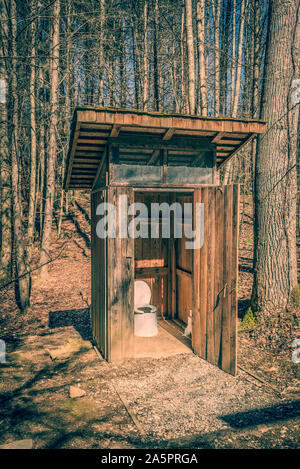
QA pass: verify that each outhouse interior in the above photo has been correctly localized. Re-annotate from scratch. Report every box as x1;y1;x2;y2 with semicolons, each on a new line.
64;107;265;375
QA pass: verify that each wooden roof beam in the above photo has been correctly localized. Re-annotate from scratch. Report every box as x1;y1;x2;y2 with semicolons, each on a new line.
162;128;175;140
147;149;160;165
192;151;207;167
211;131;226;144
108;135;215;151
92;147;107;190
218;134;256;169
110;124;121;137
64;121;80;190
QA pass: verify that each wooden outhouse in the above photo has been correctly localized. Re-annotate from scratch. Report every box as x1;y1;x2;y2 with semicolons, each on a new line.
64;107;265;375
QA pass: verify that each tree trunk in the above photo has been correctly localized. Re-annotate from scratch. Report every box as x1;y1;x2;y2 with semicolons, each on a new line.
251;0;299;313
10;0;30;310
99;0;105;106
220;0;231;115
40;0;60;277
232;0;245;116
0;3;11;273
223;0;246;185
180;4;188;113
38;65;46;239
213;0;221;116
185;0;196;114
26;18;37;267
143;0;149;110
119;16;126;107
196;0;207;116
153;0;160;111
230;0;237;113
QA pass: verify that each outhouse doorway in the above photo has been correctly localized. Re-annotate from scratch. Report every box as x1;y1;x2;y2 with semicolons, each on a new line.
91;184;239;375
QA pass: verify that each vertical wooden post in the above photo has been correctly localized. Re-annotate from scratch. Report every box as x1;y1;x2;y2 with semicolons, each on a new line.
91;189;108;358
107;186;134;361
168;193;177;318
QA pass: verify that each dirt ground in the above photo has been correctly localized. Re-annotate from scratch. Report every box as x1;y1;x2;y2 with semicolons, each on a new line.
0;193;299;449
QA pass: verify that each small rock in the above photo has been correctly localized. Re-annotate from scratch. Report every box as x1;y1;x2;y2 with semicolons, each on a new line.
69;385;86;398
258;425;269;433
0;439;33;449
47;347;69;360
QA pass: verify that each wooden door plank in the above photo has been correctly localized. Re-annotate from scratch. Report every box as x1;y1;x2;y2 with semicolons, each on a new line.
230;184;240;375
221;185;233;373
206;187;216;365
214;187;224;367
192;184;238;375
192;188;201;355
107;186;134;361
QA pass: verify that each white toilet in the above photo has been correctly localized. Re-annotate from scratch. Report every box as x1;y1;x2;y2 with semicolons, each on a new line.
134;280;158;337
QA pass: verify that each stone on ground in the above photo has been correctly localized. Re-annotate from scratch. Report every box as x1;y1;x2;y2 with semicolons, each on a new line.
69;385;86;398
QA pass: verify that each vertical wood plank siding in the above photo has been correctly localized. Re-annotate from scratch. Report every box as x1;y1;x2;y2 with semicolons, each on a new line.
91;190;108;358
107;186;134;361
192;184;239;375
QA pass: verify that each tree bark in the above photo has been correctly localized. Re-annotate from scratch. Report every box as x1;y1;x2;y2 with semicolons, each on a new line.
230;0;237;113
0;2;11;273
143;0;149;110
40;0;60;277
185;0;196;114
196;0;207;116
232;0;245;116
26;17;37;266
251;0;299;313
223;0;246;185
153;0;160;111
213;0;221;116
99;0;105;106
180;3;188;113
10;0;30;309
119;16;127;108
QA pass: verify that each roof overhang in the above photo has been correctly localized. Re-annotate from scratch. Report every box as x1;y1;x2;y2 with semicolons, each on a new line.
64;106;266;190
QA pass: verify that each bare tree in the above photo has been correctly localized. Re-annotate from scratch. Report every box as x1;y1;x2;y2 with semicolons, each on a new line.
213;0;221;116
0;1;11;274
27;15;37;267
196;0;207;115
251;0;299;313
40;0;60;277
185;0;196;114
232;0;246;116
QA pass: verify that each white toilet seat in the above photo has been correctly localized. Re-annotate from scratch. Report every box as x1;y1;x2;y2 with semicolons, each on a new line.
134;280;152;308
134;280;158;337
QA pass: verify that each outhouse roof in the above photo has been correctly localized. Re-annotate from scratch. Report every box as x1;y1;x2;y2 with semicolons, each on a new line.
64;106;266;190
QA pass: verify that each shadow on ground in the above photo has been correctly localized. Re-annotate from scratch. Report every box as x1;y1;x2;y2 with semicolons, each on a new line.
220;401;300;429
49;309;92;341
238;299;251;319
66;212;91;249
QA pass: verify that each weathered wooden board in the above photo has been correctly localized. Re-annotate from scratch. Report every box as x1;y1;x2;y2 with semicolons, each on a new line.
64;107;265;190
106;186;134;361
192;184;239;376
91;190;107;358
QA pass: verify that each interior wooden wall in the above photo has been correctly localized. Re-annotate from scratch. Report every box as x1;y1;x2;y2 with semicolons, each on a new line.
175;195;193;325
134;192;169;317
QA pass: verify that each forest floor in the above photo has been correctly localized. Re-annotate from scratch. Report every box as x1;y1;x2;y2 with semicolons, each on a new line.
0;192;299;449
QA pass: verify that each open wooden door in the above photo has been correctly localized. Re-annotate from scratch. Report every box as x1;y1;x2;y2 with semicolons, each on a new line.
192;184;240;376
